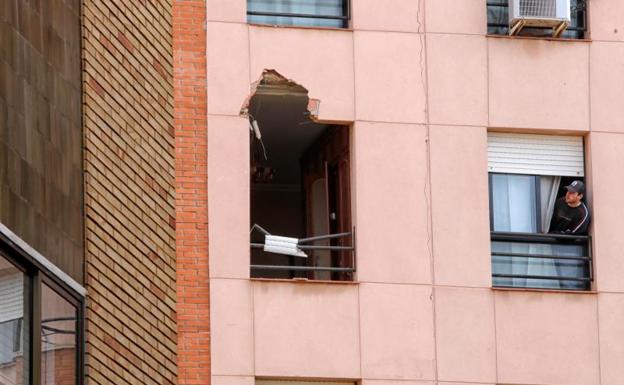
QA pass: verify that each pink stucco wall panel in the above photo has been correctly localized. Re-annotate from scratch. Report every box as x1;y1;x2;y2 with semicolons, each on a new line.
438;383;494;385
253;282;361;378
435;287;496;383
430;125;491;287
589;132;624;292
362;381;433;385
427;34;488;126
351;0;423;33
208;115;250;278
425;0;487;35
598;293;624;385
210;279;254;375
359;283;435;380
353;121;431;284
248;26;354;121
212;375;254;385
590;42;624;133
207;22;250;116
589;0;624;42
206;0;246;23
488;38;590;131
495;291;600;385
354;31;426;123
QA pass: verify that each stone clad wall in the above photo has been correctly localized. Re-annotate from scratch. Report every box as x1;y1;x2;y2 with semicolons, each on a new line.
0;0;83;282
82;1;177;384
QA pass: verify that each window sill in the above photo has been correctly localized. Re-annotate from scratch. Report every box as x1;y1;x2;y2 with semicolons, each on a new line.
247;22;352;33
492;286;596;294
486;33;591;43
251;277;358;285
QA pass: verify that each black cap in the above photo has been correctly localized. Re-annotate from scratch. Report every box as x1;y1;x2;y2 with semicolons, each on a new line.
565;180;585;194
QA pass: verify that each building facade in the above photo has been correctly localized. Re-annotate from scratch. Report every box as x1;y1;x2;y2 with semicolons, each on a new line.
1;1;177;385
199;1;624;385
3;1;624;385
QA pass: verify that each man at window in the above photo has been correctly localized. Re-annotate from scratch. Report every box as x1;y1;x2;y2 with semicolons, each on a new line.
549;180;591;234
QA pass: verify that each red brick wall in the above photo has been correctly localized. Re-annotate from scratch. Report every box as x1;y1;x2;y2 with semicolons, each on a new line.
173;1;210;384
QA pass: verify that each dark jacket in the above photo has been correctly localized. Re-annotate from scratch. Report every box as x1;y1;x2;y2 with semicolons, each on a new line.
549;197;591;234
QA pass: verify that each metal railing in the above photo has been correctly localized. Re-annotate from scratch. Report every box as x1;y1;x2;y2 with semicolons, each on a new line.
250;225;355;277
247;1;350;28
247;11;349;22
491;231;592;290
487;0;587;38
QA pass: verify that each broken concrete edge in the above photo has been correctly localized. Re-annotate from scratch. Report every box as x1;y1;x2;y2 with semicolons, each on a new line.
240;69;321;120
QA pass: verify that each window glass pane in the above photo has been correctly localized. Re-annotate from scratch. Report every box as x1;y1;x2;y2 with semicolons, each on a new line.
0;256;26;385
491;174;537;232
41;284;77;385
248;0;345;28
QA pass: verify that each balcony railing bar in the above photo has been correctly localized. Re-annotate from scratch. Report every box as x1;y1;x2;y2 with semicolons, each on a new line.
251;229;355;278
493;273;591;282
299;231;353;243
247;11;349;21
299;245;354;251
494;284;589;291
491;252;590;261
491;231;589;242
251;265;355;272
487;22;585;31
491;231;592;289
487;1;586;11
250;243;354;251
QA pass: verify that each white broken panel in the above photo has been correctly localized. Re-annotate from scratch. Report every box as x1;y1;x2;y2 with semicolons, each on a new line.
264;235;308;258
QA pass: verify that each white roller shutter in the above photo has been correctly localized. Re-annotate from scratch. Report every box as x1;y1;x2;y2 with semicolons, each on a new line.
0;273;23;323
257;381;354;385
487;132;584;177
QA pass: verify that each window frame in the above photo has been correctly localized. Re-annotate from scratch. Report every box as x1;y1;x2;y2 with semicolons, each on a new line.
0;230;84;385
249;124;356;281
487;172;593;291
246;0;351;29
486;134;593;291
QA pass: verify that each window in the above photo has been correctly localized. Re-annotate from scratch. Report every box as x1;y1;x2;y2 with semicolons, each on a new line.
0;235;84;385
257;380;356;385
487;0;587;39
41;284;78;385
247;71;354;281
247;0;350;28
0;262;25;384
488;133;592;290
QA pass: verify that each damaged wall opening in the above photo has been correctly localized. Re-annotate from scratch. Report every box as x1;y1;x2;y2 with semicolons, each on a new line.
244;71;354;281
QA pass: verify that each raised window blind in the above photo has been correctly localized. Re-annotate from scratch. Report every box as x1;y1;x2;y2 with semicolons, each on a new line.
487;132;584;177
0;273;23;323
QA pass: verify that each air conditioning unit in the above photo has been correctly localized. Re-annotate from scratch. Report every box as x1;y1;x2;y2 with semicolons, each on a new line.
509;0;571;37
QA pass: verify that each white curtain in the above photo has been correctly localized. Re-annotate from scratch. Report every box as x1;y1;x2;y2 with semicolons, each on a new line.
491;174;562;289
540;176;561;233
492;174;537;233
247;0;344;27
